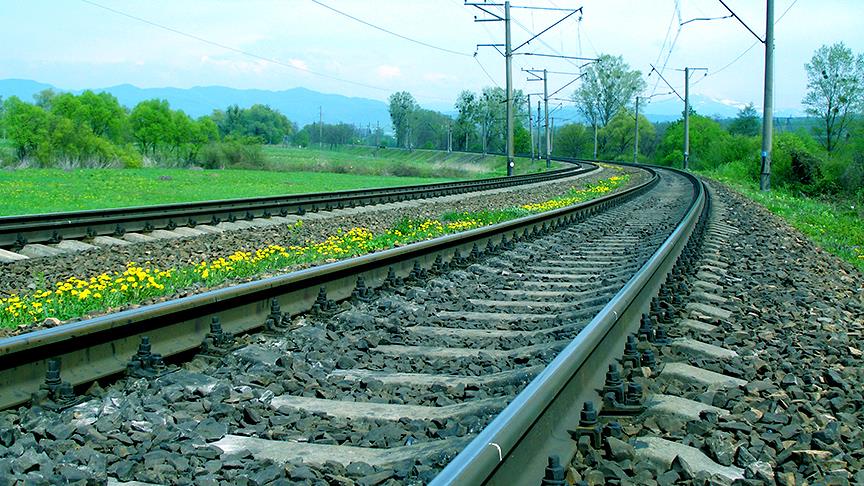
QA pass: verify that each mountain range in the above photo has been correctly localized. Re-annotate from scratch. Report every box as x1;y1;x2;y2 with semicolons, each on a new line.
0;78;800;129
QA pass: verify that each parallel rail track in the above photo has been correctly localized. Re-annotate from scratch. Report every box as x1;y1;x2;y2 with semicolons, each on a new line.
0;161;587;250
0;161;708;485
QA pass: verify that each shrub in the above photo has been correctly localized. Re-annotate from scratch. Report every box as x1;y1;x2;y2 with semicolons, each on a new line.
198;141;265;170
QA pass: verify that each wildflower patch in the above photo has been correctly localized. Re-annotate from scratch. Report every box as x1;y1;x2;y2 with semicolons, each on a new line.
1;175;628;328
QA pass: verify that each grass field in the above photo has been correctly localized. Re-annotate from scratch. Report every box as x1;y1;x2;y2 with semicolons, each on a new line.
0;145;559;216
702;171;864;271
0;169;456;216
264;145;558;178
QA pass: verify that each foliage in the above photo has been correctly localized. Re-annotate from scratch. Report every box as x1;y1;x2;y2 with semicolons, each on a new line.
597;110;656;161
553;123;592;159
1;175;629;327
211;104;295;144
198;139;265;170
572;54;646;128
803;42;864;152
702;174;864;271
728;103;761;137
388;91;418;148
657;113;736;170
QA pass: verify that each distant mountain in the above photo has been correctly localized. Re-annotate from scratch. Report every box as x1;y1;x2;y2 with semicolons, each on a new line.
0;79;391;129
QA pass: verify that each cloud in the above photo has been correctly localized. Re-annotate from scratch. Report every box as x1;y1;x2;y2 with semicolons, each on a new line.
377;65;401;78
289;58;308;71
423;72;453;83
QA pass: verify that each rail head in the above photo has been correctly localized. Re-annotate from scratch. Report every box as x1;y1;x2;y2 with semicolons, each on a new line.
0;161;646;411
430;167;706;485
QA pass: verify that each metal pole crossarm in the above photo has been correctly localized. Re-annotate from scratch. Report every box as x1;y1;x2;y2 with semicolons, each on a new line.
717;0;765;43
512;7;583;52
466;2;505;21
509;5;582;11
649;64;684;102
519;53;598;62
679;14;733;26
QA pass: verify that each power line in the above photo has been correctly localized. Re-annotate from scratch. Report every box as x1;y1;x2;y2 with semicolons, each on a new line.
309;0;472;57
694;0;798;84
78;0;392;93
474;56;501;87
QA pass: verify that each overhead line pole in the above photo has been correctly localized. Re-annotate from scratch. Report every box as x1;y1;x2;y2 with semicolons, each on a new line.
543;69;550;168
634;96;640;164
504;1;514;176
527;94;535;162
760;0;774;191
468;2;583;175
713;0;774;190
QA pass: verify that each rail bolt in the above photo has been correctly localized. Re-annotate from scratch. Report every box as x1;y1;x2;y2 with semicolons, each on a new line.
540;455;566;486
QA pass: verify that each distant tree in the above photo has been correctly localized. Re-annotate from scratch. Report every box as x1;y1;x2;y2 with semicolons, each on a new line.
388;91;418;148
2;96;51;159
454;90;480;151
598;109;656;161
33;89;57;110
572;54;646;130
411;109;450;150
129;99;174;156
553;123;591;158
803;42;864;152
728;103;761;137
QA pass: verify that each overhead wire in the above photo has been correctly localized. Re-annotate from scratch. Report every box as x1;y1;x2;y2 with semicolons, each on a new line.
77;0;392;93
693;0;798;85
308;0;472;57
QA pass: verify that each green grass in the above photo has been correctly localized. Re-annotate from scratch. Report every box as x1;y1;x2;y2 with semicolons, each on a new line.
263;145;559;179
0;144;563;216
1;175;627;327
0;168;457;216
701;169;864;270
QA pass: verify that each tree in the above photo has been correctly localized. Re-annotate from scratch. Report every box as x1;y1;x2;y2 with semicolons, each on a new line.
388;91;418;148
2;97;51;160
553;123;592;158
728;103;761;137
454;90;480;151
598;110;656;161
572;54;646;129
129;99;174;156
803;42;864;152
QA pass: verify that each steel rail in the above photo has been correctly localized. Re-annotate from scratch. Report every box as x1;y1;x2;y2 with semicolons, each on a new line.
0;161;651;411
0;161;589;249
430;167;707;485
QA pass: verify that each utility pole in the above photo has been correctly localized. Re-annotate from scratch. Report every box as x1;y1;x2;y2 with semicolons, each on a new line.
468;2;582;176
375;121;380;147
716;0;774;188
536;100;542;158
593;123;597;160
683;67;690;170
634;96;640;164
550;117;555;154
318;106;323;149
447;122;453;153
504;1;514;176
543;69;551;168
528;94;534;162
760;0;774;191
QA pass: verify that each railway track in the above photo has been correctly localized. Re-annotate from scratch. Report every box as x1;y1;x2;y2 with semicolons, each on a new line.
0;160;589;261
0;162;710;485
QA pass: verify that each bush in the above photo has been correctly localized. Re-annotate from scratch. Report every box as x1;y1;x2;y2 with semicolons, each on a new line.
198;141;265;170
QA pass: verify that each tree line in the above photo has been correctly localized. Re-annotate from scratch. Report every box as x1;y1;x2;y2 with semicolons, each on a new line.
0;91;300;168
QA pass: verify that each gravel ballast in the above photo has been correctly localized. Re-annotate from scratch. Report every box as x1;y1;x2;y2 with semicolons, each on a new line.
0;168;687;485
567;181;864;485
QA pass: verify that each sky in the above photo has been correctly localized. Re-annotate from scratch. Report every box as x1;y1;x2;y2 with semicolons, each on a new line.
1;0;862;115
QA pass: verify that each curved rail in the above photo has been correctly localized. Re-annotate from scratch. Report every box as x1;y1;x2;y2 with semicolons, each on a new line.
0;161;649;411
431;166;707;485
0;161;589;249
